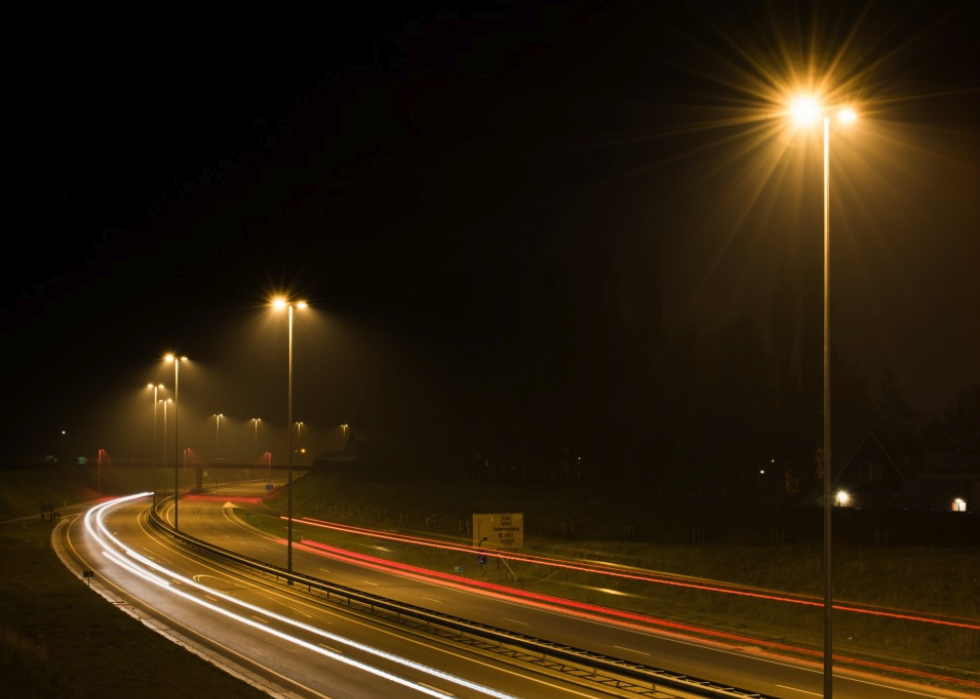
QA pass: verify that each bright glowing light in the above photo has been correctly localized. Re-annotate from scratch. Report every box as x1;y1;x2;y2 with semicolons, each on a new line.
787;95;859;127
272;297;287;311
953;498;966;512
790;95;822;125
836;490;850;506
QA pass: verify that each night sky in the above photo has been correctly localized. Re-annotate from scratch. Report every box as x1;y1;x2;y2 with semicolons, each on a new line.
4;1;978;466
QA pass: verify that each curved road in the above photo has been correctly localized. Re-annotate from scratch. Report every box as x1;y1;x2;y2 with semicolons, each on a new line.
61;487;977;699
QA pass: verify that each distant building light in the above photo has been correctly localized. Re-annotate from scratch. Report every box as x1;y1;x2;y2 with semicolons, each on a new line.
953;498;967;512
835;490;850;506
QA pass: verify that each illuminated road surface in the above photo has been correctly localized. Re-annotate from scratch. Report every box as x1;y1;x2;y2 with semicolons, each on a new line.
64;490;977;699
63;493;623;699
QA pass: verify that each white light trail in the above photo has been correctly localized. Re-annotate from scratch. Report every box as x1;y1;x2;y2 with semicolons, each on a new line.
84;494;520;699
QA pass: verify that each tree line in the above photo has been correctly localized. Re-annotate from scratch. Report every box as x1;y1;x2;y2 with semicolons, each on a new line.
363;248;978;500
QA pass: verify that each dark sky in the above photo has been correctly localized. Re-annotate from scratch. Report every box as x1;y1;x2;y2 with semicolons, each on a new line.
4;0;978;462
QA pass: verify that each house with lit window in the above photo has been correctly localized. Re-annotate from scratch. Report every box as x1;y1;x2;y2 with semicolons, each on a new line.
902;453;980;512
836;432;979;512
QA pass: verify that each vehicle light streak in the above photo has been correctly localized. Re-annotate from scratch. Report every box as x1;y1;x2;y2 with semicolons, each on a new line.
297;539;980;691
295;516;980;631
84;494;522;699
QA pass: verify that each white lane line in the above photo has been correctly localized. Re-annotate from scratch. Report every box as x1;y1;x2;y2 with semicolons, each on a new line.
503;618;528;625
777;686;821;697
419;682;455;696
614;645;650;656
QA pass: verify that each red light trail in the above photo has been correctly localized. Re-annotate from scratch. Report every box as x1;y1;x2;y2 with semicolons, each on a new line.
292;536;980;691
293;516;980;631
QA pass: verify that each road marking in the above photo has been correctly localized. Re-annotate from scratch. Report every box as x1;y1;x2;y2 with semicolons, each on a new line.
360;580;378;586
318;643;343;654
422;596;442;604
503;618;528;625
418;682;455;696
251;615;269;625
614;645;650;656
777;686;820;697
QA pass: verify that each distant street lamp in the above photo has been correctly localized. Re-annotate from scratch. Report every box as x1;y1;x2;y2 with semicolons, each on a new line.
341;423;348;451
160;399;172;498
252;418;261;456
147;383;164;505
272;296;307;576
213;413;223;457
295;421;304;455
788;94;857;699
165;354;187;530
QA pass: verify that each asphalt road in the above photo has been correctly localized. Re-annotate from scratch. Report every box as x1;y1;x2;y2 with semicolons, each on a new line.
60;486;978;699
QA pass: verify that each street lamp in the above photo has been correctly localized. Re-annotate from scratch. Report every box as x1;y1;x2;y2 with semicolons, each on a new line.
272;296;307;576
789;94;857;699
252;418;261;456
295;421;304;455
147;383;164;505
213;413;223;457
160;398;172;500
341;423;348;451
165;354;187;530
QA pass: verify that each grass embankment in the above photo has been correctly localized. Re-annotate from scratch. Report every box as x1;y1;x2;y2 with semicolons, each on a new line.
0;465;269;699
254;473;980;688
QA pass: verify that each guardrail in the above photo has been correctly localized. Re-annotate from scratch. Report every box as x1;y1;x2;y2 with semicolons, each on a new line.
148;500;775;699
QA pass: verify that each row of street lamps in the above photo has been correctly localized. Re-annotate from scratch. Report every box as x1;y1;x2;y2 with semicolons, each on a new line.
152;297;307;574
140;96;853;695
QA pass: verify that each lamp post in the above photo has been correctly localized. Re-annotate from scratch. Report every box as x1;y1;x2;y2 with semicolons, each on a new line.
341;423;348;451
165;354;187;530
295;421;304;457
148;383;164;505
160;398;172;503
252;418;261;457
213;413;223;457
272;297;307;576
789;96;856;699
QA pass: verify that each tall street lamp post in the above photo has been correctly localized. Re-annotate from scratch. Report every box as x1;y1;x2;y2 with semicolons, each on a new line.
252;418;261;457
160;398;172;505
148;383;164;505
789;96;856;699
272;297;307;576
165;354;187;530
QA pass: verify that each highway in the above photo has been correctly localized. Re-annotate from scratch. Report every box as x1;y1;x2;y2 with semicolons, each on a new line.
59;486;978;699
